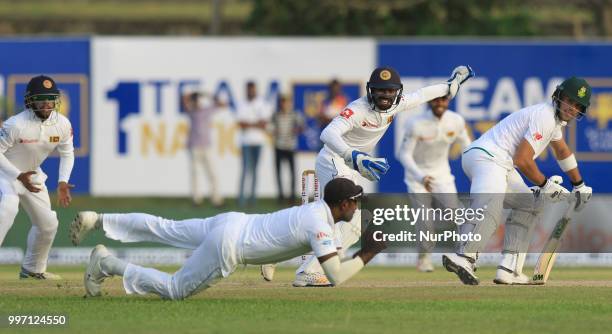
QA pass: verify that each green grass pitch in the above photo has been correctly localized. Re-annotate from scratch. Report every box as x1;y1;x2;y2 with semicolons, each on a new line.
2;266;612;334
2;197;612;333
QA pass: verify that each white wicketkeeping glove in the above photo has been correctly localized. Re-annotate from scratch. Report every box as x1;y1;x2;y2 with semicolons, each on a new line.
535;175;570;203
447;65;475;99
344;150;390;182
572;181;592;211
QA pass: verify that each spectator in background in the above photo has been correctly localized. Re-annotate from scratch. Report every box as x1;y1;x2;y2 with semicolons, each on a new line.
319;79;348;127
236;81;270;207
271;95;304;204
183;92;224;207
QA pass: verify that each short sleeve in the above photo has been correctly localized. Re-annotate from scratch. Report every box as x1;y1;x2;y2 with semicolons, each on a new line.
234;103;248;121
524;109;551;154
551;126;563;142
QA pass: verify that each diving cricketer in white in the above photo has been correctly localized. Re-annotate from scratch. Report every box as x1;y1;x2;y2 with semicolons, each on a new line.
293;66;475;286
443;77;593;285
396;96;471;272
0;75;74;279
72;178;385;299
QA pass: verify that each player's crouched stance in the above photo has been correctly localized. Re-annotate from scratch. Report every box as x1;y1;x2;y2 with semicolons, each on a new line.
71;178;385;299
443;77;593;285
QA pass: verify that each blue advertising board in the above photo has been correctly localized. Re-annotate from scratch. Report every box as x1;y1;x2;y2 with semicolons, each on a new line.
377;41;612;193
0;38;90;192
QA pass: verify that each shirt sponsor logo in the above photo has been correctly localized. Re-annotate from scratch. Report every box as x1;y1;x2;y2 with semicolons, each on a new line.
534;132;543;141
49;136;60;143
340;108;354;119
321;240;332;246
446;131;455;137
19;138;38;144
361;120;378;128
316;232;331;240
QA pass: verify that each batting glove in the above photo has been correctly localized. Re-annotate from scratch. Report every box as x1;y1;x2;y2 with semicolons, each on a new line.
345;150;390;182
447;65;475;99
535;175;570;203
571;181;592;211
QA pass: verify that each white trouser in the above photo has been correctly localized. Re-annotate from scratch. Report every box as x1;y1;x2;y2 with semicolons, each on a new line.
0;174;58;273
296;149;363;275
406;178;461;254
103;212;243;300
190;147;222;204
459;148;538;259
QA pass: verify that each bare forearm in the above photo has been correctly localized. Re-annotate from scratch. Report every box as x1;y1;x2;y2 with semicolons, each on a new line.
515;158;546;185
353;249;378;265
565;168;582;184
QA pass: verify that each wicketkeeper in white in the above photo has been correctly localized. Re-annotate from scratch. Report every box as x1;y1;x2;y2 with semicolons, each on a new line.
396;95;471;272
0;75;74;279
71;178;385;299
291;65;475;286
443;77;593;285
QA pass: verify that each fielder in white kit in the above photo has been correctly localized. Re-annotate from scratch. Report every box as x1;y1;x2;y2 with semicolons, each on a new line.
0;75;74;279
443;77;593;285
396;95;471;272
292;65;475;286
71;178;386;300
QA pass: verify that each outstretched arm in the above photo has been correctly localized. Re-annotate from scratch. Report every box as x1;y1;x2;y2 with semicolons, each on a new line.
401;66;474;111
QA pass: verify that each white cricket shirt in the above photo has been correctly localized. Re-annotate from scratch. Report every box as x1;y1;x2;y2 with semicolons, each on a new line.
321;84;450;158
239;200;338;265
397;109;471;185
0;110;74;182
470;102;563;169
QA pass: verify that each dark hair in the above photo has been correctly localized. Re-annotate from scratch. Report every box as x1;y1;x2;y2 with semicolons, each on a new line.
189;92;200;102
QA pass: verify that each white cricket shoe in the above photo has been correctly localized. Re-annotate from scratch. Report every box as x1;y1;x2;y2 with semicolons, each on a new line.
84;244;112;297
442;253;480;285
292;271;333;287
19;267;62;280
493;266;531;285
417;253;435;272
260;264;276;281
70;211;99;246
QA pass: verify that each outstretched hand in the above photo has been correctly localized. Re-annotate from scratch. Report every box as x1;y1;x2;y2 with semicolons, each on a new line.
57;182;75;207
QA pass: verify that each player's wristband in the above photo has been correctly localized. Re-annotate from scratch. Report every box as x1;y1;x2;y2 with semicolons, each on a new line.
571;179;584;187
557;154;578;172
538;178;548;188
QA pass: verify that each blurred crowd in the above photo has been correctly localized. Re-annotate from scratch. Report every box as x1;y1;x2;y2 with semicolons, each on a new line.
182;79;346;208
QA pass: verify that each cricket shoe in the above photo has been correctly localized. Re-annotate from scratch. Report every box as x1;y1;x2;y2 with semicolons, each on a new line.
292;271;333;287
70;211;99;246
493;266;531;285
84;244;112;297
260;264;276;281
19;267;62;280
417;253;435;272
442;253;480;285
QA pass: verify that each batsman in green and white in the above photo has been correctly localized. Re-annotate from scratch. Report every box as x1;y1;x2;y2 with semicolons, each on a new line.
443;77;593;285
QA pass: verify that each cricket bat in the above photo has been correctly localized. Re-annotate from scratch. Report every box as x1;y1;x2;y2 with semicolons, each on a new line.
531;195;578;285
